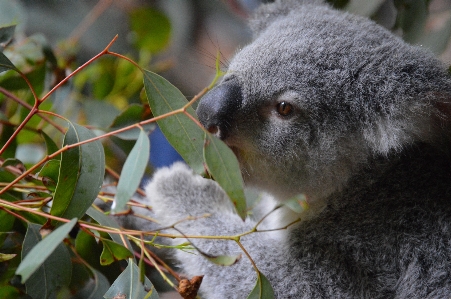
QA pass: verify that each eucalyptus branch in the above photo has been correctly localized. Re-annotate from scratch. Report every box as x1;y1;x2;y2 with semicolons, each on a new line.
0;206;29;223
131;238;178;289
0;87;65;133
146;246;182;282
0;35;119;156
235;240;259;272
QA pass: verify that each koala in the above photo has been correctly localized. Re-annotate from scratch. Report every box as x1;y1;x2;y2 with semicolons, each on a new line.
143;0;451;298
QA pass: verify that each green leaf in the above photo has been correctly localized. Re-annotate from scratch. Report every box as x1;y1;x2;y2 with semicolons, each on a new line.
86;207;134;251
0;51;17;73
112;129;149;213
100;239;134;266
0;25;15;46
50;123;105;223
395;0;428;43
129;8;171;54
75;229;103;267
203;133;247;220
1;158;24;170
0;209;14;245
42;45;58;69
109;104;154;140
143;69;204;173
38;160;60;192
247;271;275;299
25;244;71;299
0;253;16;262
83;99;120;129
326;0;350;9
16;219;76;284
41;131;60;158
0;62;46;94
205;254;241;266
284;194;308;213
74;228;122;284
0;285;19;299
104;260;159;299
0;123;17;159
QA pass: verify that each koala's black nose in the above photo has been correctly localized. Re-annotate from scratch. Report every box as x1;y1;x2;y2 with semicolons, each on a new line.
196;79;242;140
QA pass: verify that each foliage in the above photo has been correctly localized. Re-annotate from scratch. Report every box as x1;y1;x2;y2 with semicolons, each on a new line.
0;1;450;299
0;6;248;299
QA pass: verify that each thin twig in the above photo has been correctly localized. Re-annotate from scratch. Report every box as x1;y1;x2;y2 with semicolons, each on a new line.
0;35;119;156
0;87;65;133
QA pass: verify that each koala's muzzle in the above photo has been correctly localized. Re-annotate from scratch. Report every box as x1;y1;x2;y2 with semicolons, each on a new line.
196;79;242;140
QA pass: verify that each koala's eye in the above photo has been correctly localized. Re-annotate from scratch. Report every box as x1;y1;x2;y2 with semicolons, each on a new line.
276;101;293;117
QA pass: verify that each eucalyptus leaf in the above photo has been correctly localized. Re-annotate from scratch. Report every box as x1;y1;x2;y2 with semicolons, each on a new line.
109;104;154;140
86;207;134;251
83;99;120;129
205;253;241;266
50;123;105;223
41;131;60;157
112;129;149;213
16;219;76;284
0;253;16;262
100;239;133;266
247;271;275;299
25;243;71;299
0;123;17;159
1;158;24;170
104;260;159;299
38;160;60;192
284;194;308;213
129;8;171;54
203;133;247;220
395;0;428;43
143;69;204;174
0;285;19;298
0;51;17;73
0;209;14;245
0;25;15;46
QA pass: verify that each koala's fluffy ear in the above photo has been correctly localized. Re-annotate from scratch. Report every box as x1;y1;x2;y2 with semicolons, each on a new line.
250;0;326;35
363;92;451;155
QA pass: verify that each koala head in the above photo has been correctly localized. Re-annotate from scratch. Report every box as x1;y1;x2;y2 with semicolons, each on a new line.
196;1;451;203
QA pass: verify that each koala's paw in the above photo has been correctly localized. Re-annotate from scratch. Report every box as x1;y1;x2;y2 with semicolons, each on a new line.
144;162;234;225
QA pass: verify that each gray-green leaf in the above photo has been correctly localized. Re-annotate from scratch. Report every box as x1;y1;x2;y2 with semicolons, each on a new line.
104;260;159;299
143;69;204;174
16;219;76;284
86;207;134;252
0;25;15;46
203;133;247;220
50;123;105;223
247;271;275;299
112;128;149;213
0;51;17;73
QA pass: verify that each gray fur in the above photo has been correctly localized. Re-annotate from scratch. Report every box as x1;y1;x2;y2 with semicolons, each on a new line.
143;1;451;298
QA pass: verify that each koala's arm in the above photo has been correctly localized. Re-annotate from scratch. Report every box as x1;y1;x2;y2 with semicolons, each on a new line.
145;162;293;297
145;160;451;299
